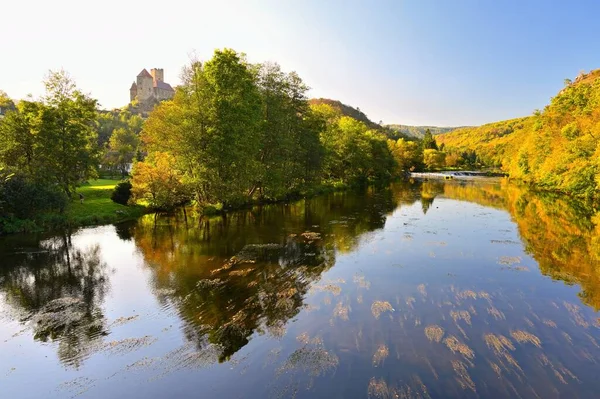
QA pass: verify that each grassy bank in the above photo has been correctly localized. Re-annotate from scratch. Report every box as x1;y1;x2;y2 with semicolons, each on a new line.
1;179;383;234
69;179;148;226
0;179;148;234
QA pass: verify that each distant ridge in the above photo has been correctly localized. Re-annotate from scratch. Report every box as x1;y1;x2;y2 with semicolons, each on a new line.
384;124;468;139
307;98;465;140
308;98;382;129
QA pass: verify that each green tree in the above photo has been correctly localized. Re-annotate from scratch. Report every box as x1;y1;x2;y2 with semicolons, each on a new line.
105;127;140;177
254;62;322;198
0;71;99;198
422;128;438;150
38;71;99;197
142;49;263;206
96;110;144;148
0;100;40;176
0;90;15;115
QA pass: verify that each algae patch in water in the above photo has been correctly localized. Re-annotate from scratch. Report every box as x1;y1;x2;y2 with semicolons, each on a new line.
371;301;394;319
424;325;444;343
487;306;506;320
278;345;339;377
353;274;371;289
450;310;472;325
372;344;389;367
452;360;476;392
110;315;139;328
510;330;542;347
457;290;477;300
98;335;157;356
332;301;351;321
497;256;521;265
444;335;475;361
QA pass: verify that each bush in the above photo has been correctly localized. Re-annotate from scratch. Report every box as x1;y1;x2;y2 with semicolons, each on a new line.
111;181;133;206
0;175;67;219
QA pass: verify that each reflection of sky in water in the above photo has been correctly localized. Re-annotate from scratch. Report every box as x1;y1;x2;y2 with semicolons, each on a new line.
1;181;600;398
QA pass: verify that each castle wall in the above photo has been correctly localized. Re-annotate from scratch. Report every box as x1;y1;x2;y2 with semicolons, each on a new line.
153;87;174;101
151;68;164;82
130;86;137;102
136;76;153;101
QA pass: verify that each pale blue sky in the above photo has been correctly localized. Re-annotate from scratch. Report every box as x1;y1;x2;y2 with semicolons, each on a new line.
2;0;600;126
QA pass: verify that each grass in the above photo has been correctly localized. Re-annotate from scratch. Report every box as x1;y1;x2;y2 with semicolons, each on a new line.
68;179;148;227
0;179;149;235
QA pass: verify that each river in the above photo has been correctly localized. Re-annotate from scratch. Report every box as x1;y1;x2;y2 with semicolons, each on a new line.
1;179;600;398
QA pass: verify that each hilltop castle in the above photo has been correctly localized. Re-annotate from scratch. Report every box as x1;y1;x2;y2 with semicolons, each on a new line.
129;68;175;103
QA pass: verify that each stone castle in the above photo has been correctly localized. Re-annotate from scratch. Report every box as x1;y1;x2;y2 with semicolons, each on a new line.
129;68;175;103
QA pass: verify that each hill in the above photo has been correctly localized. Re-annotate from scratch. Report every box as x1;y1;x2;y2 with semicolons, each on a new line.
308;98;382;129
438;69;600;199
385;125;465;139
308;98;416;141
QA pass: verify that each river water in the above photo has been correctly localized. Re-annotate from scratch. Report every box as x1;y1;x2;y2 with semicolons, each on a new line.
2;180;600;398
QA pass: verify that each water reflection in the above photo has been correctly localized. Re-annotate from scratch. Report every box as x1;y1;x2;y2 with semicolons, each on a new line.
131;187;398;361
1;181;600;397
0;232;109;368
437;180;600;310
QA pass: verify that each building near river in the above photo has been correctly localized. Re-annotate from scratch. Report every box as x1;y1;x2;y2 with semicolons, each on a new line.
129;68;175;103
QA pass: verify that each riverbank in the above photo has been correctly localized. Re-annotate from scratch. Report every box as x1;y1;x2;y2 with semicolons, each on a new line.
200;180;353;216
0;179;149;234
0;178;363;234
410;170;508;180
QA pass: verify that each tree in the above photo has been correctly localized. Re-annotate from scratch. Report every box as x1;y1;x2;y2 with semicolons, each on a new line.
445;152;461;167
422;128;438;150
388;138;423;173
105;127;140;177
96;110;143;148
254;62;322;198
131;152;190;210
423;149;446;170
142;49;263;207
0;90;15;114
0;100;40;176
37;71;99;197
0;71;99;199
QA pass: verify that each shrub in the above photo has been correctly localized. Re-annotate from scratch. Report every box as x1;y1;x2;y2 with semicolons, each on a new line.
111;181;133;206
0;175;67;219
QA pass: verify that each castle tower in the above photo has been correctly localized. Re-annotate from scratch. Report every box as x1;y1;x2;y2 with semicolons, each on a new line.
136;69;154;101
129;82;137;102
150;68;164;83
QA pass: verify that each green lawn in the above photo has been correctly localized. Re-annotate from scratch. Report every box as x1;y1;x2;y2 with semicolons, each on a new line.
67;179;147;226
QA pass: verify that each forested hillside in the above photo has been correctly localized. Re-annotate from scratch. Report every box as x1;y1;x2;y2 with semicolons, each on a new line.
385;124;464;139
308;98;381;129
438;69;600;199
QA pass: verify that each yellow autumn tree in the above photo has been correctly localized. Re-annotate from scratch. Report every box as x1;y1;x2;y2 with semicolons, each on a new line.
131;152;190;210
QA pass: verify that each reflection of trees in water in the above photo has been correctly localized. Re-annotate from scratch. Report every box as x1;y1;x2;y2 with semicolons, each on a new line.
419;181;444;215
437;180;600;310
0;233;110;368
133;187;406;361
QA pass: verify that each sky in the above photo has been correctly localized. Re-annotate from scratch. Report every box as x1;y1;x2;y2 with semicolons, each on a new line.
2;0;600;126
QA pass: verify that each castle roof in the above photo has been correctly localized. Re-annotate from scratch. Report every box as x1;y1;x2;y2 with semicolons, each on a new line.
154;80;174;91
130;82;137;90
137;69;152;78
